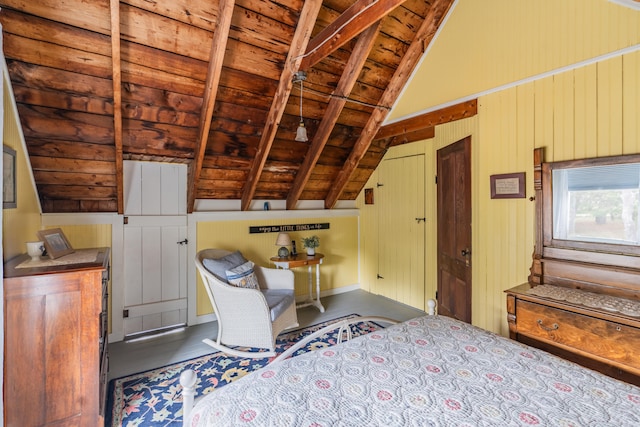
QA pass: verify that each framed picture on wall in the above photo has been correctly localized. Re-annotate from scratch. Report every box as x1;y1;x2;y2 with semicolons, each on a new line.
490;172;526;199
3;145;17;209
37;228;75;259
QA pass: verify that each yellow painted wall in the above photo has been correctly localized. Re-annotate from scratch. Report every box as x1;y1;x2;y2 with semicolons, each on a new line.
391;0;640;120
476;51;639;336
375;0;640;336
2;72;41;261
195;216;359;315
361;49;640;337
40;224;113;250
357;118;479;315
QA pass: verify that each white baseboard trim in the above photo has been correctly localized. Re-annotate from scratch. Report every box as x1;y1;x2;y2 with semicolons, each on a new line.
316;283;360;300
109;331;124;343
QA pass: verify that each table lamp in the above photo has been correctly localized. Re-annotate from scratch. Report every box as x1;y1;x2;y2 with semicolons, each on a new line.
275;232;292;258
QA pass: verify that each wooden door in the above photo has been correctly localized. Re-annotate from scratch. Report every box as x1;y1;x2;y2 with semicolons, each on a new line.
437;136;472;322
377;154;426;310
122;161;188;338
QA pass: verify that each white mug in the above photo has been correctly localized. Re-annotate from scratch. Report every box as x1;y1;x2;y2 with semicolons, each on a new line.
26;241;45;260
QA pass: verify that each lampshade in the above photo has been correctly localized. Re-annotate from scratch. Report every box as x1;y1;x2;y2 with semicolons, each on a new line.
295;122;308;142
275;232;292;258
275;232;292;247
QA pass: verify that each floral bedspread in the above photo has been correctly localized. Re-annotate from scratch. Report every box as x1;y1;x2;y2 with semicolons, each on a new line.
188;315;640;426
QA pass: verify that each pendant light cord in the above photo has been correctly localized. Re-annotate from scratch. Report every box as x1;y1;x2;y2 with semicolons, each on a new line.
299;79;304;122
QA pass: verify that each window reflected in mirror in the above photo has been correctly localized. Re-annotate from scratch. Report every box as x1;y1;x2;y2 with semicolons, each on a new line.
553;163;640;245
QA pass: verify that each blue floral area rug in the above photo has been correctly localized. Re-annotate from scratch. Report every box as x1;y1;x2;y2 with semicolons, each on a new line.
106;314;381;426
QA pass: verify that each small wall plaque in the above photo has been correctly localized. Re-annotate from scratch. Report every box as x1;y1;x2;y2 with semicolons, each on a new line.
490;172;525;199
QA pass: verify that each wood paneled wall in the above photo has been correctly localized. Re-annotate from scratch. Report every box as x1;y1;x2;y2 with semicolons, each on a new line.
391;0;640;121
478;50;640;336
359;49;640;336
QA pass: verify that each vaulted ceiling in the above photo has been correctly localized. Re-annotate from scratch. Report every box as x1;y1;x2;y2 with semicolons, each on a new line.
0;0;476;214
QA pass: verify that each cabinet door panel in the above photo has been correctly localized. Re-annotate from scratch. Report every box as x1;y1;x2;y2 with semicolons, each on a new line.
45;291;82;422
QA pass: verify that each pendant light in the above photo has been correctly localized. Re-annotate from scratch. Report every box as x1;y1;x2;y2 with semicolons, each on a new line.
293;71;308;142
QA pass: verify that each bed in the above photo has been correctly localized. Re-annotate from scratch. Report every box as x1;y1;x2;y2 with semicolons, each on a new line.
182;315;640;426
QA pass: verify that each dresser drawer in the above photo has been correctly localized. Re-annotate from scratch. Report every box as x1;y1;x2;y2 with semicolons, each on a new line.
516;300;640;372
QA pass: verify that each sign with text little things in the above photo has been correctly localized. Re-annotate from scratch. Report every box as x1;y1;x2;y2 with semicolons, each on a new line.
249;223;330;234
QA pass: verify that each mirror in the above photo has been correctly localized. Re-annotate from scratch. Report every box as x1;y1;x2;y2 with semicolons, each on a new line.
529;148;640;294
543;153;640;256
552;163;640;245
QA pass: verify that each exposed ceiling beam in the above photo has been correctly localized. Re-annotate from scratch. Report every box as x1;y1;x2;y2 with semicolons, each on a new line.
381;126;436;148
324;0;455;209
241;0;323;211
187;0;236;213
287;21;381;210
375;99;478;140
109;0;124;214
299;0;407;70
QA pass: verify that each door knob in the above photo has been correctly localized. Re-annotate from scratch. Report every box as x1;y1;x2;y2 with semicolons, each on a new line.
461;248;470;257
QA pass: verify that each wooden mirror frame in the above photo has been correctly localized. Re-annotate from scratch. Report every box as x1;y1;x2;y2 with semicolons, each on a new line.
529;148;640;300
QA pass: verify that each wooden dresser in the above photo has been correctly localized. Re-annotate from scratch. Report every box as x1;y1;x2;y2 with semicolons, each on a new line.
3;247;110;426
506;148;640;387
506;283;640;386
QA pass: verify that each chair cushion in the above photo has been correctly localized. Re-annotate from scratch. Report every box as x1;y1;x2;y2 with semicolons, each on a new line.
203;250;247;282
225;261;260;289
261;289;295;322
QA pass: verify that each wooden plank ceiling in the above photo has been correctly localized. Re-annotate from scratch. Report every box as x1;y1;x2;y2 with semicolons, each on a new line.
0;0;473;214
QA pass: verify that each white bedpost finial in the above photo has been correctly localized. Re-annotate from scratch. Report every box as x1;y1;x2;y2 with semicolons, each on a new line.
427;299;436;315
180;369;198;426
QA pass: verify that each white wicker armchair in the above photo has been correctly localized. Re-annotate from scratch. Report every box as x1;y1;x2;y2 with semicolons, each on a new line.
195;249;299;358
